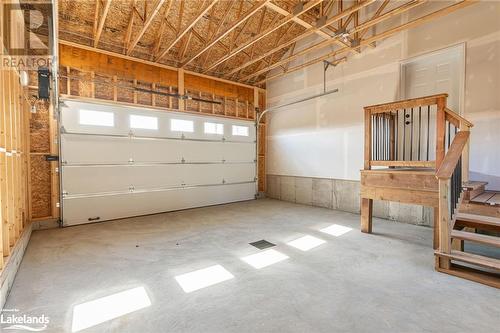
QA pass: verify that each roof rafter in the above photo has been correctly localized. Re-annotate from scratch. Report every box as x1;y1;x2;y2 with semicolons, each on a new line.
204;0;322;73
126;0;167;55
93;0;112;47
226;0;375;78
156;0;219;62
257;0;476;85
244;0;426;82
180;0;270;68
152;0;174;58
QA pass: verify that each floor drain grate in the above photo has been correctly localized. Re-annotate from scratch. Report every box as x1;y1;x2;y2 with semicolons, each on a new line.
249;240;276;250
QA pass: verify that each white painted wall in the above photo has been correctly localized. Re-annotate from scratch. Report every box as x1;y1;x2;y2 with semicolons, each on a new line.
266;1;500;187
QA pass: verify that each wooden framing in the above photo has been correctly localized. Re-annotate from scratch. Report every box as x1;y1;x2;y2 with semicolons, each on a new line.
126;0;167;55
258;0;476;84
156;0;218;62
0;5;31;273
93;0;112;47
180;0;269;67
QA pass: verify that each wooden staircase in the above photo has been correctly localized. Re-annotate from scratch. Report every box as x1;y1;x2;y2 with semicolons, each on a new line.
360;93;499;288
435;182;500;288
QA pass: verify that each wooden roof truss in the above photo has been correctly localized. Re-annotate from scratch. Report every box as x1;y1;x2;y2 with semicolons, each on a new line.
56;0;477;87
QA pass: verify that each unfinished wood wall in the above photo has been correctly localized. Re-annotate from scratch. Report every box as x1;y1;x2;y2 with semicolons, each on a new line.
0;2;31;269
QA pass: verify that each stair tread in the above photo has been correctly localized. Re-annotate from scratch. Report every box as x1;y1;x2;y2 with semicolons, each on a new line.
471;191;497;203
451;230;500;247
486;193;500;206
456;213;500;226
436;250;500;270
463;181;488;190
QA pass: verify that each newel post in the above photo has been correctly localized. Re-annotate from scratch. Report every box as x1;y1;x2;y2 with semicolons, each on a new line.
361;108;373;233
437;178;451;269
435;96;446;169
460;122;470;183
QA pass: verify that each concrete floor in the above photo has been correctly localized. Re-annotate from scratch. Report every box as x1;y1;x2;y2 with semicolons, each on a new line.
5;199;500;332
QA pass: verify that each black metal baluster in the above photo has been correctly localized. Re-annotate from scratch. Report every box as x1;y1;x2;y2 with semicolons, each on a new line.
426;105;430;161
403;109;406;160
410;107;414;160
395;110;398;160
418;106;422;161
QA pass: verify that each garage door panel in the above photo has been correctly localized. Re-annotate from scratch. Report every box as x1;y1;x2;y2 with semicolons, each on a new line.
61;99;256;226
62;135;130;164
62;166;131;195
62;183;255;226
223;143;255;162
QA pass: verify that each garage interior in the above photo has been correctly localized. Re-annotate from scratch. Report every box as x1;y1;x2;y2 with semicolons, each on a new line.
0;0;499;332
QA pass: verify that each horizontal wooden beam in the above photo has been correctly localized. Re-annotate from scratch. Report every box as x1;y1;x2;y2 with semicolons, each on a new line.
365;94;448;113
58;40;265;92
370;160;436;168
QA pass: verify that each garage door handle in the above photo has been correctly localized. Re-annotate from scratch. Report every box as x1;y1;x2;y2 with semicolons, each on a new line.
88;217;101;221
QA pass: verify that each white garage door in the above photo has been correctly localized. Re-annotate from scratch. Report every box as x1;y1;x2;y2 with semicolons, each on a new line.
60;99;256;226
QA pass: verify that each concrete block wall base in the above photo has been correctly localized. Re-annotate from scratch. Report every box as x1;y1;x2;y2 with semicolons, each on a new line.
267;174;433;227
0;223;33;310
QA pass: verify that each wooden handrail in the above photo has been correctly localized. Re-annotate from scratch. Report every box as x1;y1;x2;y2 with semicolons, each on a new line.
444;108;473;128
364;93;448;113
435;131;470;179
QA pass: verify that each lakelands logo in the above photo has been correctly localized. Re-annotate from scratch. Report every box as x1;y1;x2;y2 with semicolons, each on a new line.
1;1;53;70
1;309;50;331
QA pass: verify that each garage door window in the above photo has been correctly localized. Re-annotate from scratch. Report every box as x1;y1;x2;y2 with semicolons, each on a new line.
130;115;158;130
232;125;249;136
171;119;194;132
79;110;114;127
204;122;224;135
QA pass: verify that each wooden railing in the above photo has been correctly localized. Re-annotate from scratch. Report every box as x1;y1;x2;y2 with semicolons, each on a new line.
364;94;473;174
435;117;472;269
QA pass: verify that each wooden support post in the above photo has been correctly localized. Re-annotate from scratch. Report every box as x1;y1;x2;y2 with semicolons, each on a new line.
460;123;470;183
364;108;372;170
90;71;95;98
178;68;185;111
168;86;172;109
133;79;138;104
438;178;451;269
433;206;439;250
151;83;156;107
435;97;446;169
66;67;71;95
360;198;373;233
112;75;117;101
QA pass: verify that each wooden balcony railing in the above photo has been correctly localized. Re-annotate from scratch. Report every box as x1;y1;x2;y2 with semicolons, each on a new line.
364;94;472;175
361;94;473;249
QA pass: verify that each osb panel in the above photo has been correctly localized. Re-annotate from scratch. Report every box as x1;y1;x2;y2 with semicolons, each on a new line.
30;155;51;219
60;44;178;87
185;73;253;101
94;74;114;101
117;77;135;104
225;98;236;117
29;99;50;153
